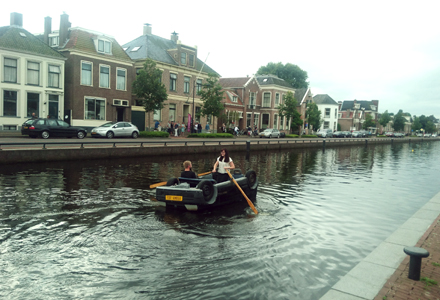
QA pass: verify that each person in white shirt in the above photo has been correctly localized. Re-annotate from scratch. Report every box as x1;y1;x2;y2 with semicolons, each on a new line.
212;148;235;182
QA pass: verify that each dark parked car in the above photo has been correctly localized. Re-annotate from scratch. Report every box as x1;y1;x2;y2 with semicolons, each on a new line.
351;131;363;138
316;129;333;138
343;131;352;138
385;132;395;137
21;118;87;139
332;131;345;138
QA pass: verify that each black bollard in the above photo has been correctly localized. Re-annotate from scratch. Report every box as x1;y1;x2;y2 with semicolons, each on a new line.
323;139;326;149
246;140;250;152
403;246;429;280
365;139;368;146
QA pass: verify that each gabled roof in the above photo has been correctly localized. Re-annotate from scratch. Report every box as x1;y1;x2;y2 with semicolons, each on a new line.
340;100;378;111
122;33;218;75
218;77;251;88
313;94;338;105
0;25;65;59
224;90;244;106
256;74;293;89
60;28;132;62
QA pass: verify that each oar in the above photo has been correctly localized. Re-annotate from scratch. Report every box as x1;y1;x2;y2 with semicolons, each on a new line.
149;171;212;189
226;169;258;214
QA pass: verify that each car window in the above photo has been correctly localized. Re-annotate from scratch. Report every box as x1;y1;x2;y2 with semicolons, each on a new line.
47;120;58;126
101;122;115;127
36;119;45;125
57;120;69;127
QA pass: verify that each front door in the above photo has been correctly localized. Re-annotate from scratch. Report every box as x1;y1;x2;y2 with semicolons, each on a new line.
117;108;124;122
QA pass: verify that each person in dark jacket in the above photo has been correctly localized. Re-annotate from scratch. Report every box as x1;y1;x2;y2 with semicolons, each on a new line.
181;161;197;178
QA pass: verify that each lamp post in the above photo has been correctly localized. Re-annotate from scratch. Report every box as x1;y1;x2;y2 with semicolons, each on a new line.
192;80;196;133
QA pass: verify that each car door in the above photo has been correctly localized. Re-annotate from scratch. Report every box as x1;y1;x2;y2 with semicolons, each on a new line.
57;120;74;137
46;119;61;136
112;122;125;137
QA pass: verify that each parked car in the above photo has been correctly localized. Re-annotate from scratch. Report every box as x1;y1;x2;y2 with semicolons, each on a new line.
259;128;280;138
316;129;333;138
351;131;363;138
91;122;139;138
432;133;438;137
332;131;345;138
394;133;405;138
424;133;431;138
385;132;395;137
343;131;352;138
21;118;87;139
279;132;286;138
416;133;423;137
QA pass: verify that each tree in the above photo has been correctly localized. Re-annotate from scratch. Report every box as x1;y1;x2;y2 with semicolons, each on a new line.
412;116;422;132
306;102;321;132
362;113;376;130
197;74;225;128
278;91;303;133
392;110;406;132
256;62;309;88
426;120;436;133
379;110;391;130
132;59;168;129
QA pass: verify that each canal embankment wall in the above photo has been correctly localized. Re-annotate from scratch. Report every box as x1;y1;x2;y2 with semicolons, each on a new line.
0;137;437;165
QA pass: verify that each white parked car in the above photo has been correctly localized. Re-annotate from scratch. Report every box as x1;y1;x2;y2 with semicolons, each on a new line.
91;122;139;139
316;129;334;138
259;128;280;138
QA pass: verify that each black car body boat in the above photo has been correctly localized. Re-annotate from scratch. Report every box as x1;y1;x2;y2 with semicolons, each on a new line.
155;169;258;211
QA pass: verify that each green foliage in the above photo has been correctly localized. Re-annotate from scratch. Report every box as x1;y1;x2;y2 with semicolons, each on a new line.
379;110;392;128
306;102;321;131
286;134;299;138
198;74;225;119
221;111;240;129
392;110;406;132
412;116;422;132
278;91;303;132
432;262;440;267
256;62;309;88
421;277;438;287
363;113;376;130
132;59;168;127
139;131;169;138
301;135;318;138
426;120;436;133
187;133;233;138
337;123;341;131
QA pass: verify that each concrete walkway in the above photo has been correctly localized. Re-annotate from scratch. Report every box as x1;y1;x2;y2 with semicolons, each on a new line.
320;191;440;299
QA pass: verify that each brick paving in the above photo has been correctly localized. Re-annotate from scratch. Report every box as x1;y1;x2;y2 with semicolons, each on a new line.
375;214;440;300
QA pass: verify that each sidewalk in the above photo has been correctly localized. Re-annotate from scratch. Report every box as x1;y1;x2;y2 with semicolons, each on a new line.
321;191;440;300
374;214;440;299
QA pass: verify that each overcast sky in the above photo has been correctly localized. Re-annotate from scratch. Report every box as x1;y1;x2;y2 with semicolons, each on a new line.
3;0;440;118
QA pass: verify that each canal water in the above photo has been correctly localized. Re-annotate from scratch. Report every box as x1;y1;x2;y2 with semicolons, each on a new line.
1;141;440;299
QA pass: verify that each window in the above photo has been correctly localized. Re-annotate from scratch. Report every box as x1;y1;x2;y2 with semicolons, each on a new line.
181;53;187;65
131;46;140;52
3;90;17;116
100;65;110;88
232;96;238;103
274;114;278;128
184;76;190;93
116;68;126;90
325;108;331;118
49;36;59;47
81;61;92;86
275;93;280;106
324;121;329;129
170;73;177;91
189;54;194;67
250;92;256;108
85;98;105;120
169;103;176;121
27;61;40;85
254;114;259;128
246;113;252;127
280;116;284;129
27;93;39;117
335;108;337;118
48;65;61;88
154;109;161;121
48;94;59;119
263;92;271;107
4;58;17;83
196;79;202;94
98;39;111;54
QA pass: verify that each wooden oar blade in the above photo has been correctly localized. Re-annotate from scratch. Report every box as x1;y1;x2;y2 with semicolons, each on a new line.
226;170;258;214
149;182;167;189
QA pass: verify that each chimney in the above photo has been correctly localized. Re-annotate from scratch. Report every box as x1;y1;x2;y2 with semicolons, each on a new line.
143;23;152;35
44;16;52;45
10;12;23;27
171;31;178;43
59;13;71;47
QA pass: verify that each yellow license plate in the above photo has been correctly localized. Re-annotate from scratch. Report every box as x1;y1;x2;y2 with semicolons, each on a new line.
166;195;183;201
23;126;28;129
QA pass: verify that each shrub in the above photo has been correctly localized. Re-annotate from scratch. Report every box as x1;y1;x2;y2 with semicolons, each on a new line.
302;135;318;138
139;131;170;138
286;134;299;138
188;133;234;138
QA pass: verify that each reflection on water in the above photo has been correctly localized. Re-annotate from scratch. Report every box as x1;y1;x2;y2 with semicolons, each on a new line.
1;142;440;299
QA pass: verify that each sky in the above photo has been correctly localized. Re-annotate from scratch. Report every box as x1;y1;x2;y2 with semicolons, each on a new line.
2;0;440;118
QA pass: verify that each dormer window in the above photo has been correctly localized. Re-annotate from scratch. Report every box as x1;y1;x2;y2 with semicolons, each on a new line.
232;96;238;103
49;35;59;47
189;54;194;67
98;39;112;54
181;53;187;65
131;46;140;52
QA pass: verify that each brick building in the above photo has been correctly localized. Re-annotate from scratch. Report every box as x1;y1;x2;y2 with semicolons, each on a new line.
338;100;379;131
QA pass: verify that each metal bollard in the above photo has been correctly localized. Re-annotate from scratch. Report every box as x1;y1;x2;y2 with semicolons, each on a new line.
404;246;429;280
246;140;250;152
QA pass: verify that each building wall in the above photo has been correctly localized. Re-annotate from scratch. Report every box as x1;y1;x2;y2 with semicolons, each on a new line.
0;49;65;129
317;104;338;131
63;52;134;127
